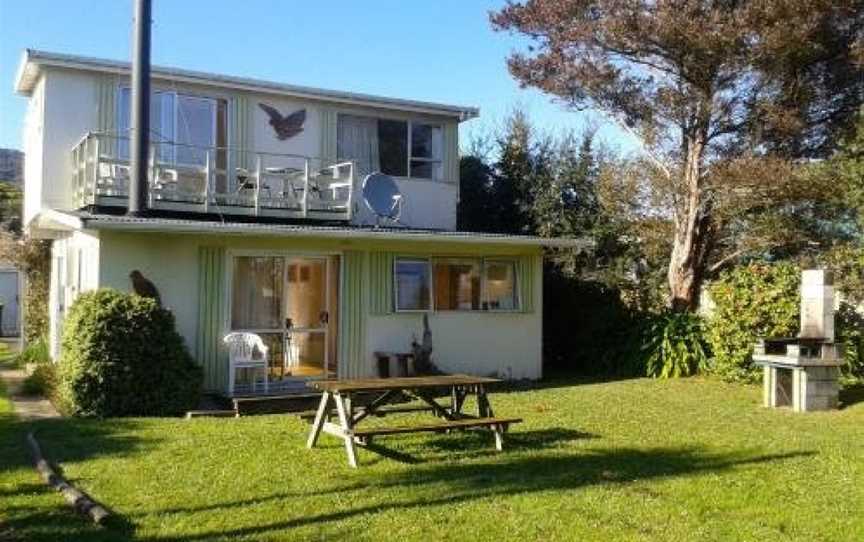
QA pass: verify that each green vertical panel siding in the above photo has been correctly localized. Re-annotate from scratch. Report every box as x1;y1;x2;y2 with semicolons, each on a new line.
338;251;368;378
95;76;117;155
443;122;459;182
196;246;227;392
320;108;338;165
230;94;252;169
519;253;538;313
368;251;393;315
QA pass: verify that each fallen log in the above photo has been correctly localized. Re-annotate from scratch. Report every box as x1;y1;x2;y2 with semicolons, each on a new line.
26;431;111;525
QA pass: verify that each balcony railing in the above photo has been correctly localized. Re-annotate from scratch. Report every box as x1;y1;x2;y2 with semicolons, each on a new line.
71;132;356;221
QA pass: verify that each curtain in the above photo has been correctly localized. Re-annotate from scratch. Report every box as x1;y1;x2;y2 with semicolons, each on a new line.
230;94;253;171
443;122;459;183
197;246;227;392
518;254;538;313
319;107;338;167
337;114;380;178
95;76;117;156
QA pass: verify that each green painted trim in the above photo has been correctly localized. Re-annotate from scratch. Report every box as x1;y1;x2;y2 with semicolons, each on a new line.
443;122;459;182
519;254;537;313
338;250;368;378
320;107;337;165
196;246;228;392
368;251;394;315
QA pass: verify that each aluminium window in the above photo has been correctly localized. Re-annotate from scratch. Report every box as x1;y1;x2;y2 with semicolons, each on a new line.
394;259;432;311
394;257;519;312
337;115;444;180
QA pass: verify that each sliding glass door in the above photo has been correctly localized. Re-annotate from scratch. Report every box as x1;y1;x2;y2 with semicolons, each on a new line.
230;254;338;383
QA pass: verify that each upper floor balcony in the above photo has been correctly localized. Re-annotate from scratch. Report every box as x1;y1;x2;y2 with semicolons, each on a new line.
72;132;357;221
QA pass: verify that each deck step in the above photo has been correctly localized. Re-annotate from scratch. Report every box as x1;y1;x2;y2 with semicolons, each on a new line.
353;417;522;437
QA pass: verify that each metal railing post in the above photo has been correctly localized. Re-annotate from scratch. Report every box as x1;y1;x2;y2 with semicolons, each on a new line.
254;154;262;216
203;149;211;212
302;158;310;217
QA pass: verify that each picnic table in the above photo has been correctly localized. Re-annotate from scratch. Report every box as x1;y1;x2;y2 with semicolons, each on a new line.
306;375;522;467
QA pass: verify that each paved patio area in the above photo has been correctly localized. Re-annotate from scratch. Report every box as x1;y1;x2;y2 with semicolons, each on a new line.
0;363;60;420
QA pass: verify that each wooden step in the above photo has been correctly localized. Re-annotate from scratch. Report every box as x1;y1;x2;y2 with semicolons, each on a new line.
353;417;522;437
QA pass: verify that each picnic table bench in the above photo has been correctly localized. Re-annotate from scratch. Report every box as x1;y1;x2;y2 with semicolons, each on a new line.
306;375;521;467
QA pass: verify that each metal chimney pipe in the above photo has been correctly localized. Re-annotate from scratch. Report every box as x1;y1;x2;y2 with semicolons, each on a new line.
128;0;151;216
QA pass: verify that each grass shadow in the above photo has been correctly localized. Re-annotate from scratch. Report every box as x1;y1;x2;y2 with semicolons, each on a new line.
840;383;864;409
137;446;814;541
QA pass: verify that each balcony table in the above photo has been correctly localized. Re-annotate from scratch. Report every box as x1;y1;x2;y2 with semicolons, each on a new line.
306;375;521;467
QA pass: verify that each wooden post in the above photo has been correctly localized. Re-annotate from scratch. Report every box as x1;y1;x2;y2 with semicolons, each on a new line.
333;392;358;468
307;391;331;449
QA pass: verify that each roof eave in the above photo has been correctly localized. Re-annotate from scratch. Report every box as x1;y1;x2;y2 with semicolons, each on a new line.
70;214;589;249
15;49;480;120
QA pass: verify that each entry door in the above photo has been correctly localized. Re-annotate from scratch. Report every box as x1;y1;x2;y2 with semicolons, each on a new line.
230;255;336;381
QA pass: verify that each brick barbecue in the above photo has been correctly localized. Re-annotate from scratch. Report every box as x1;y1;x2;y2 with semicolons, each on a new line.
753;270;843;412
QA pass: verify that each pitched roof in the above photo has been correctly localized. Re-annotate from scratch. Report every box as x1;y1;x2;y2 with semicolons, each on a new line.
15;49;479;121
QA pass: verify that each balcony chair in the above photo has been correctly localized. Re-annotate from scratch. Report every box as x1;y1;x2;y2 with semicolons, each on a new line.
223;332;270;396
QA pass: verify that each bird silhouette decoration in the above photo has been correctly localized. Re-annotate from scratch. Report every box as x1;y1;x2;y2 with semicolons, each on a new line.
129;270;162;307
258;103;306;140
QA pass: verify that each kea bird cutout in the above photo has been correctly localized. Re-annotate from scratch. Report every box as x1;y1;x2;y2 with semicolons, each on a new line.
258;103;306;140
130;270;162;307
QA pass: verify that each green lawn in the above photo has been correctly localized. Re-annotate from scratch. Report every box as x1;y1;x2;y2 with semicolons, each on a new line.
1;375;863;541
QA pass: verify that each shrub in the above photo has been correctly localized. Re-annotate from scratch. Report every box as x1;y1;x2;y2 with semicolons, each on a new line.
14;335;50;367
837;302;864;382
706;262;800;382
643;311;709;378
543;267;644;376
20;363;56;397
57;289;202;417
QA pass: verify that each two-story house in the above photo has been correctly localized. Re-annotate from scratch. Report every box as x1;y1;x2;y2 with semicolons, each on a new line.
15;49;585;396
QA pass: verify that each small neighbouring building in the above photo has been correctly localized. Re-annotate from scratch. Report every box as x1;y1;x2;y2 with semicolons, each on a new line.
16;49;587;396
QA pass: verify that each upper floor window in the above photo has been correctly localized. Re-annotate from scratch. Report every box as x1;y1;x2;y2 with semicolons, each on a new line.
337;114;443;180
117;87;227;168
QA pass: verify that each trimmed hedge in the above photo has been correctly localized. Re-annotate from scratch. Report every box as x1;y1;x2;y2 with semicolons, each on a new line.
57;289;202;417
706;263;800;382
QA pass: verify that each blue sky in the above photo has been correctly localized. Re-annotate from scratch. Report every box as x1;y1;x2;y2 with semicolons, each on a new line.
0;0;629;152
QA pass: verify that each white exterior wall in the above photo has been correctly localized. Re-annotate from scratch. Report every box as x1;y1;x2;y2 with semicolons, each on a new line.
47;230;101;358
22;77;45;227
25;66;460;230
91;231;542;380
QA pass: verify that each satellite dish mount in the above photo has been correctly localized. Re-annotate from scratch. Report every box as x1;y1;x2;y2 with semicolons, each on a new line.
362;172;404;227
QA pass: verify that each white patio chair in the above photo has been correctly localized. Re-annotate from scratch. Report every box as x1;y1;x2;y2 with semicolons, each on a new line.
223;332;269;396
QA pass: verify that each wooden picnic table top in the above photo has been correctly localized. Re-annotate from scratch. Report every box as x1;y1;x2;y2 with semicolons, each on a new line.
307;374;501;393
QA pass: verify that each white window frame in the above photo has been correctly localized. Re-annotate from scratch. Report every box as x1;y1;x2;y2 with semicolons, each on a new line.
481;258;520;313
407;121;443;181
393;257;433;313
394;256;521;313
336;114;444;181
116;86;220;168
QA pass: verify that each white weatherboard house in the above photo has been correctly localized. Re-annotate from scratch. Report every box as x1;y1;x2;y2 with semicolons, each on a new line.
16;49;584;396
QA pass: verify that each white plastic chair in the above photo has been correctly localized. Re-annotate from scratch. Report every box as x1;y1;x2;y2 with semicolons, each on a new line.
223;332;269;396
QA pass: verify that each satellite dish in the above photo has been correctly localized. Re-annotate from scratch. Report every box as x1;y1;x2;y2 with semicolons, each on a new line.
362;172;403;225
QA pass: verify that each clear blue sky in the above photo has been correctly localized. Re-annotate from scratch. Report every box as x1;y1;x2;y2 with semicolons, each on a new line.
0;0;629;152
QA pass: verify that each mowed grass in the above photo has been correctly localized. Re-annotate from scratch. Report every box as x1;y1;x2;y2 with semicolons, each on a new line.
1;375;863;541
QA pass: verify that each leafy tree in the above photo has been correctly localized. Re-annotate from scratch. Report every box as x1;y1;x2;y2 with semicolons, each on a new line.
491;0;864;310
0;181;22;234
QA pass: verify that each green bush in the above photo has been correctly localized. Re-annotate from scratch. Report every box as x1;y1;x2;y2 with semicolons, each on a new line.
14;335;50;367
643;311;709;378
837;302;864;382
20;363;56;397
57;289;202;417
706;262;800;382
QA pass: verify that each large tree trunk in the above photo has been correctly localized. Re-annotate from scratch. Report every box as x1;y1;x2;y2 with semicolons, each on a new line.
667;133;709;312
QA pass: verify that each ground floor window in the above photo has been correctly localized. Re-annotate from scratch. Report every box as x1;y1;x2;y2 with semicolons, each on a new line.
394;257;519;312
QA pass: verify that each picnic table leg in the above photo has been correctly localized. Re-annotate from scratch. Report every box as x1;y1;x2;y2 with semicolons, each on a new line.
307;391;331;449
477;385;495;418
493;423;504;451
333;392;359;468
